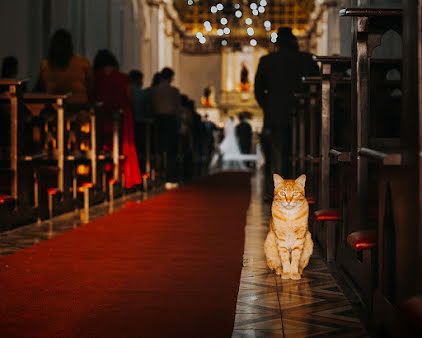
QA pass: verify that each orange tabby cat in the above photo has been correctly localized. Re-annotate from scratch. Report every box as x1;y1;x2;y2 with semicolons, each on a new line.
264;174;313;280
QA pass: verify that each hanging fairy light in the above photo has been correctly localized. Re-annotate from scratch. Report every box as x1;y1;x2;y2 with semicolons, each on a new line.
250;3;257;10
252;9;258;16
260;0;267;6
216;3;224;11
247;27;254;36
223;27;231;35
245;18;252;25
221;39;228;46
258;6;265;13
235;10;242;18
187;0;193;5
221;17;228;25
217;28;224;36
211;6;217;13
199;36;206;44
271;32;278;43
250;39;257;46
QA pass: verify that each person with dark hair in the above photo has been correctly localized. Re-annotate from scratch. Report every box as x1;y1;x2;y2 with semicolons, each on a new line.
151;67;181;189
0;56;20;93
254;27;319;192
93;49;141;189
1;56;18;78
36;29;93;105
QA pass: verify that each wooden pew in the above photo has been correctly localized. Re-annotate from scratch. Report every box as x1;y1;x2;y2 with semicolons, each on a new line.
339;7;411;332
0;79;38;229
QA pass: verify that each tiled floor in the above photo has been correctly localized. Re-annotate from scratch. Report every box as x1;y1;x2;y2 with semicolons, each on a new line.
232;171;370;337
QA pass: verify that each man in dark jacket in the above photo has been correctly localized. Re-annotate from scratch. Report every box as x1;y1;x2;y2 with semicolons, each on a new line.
254;27;318;190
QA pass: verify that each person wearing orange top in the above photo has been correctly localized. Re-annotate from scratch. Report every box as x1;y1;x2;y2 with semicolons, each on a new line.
36;29;93;106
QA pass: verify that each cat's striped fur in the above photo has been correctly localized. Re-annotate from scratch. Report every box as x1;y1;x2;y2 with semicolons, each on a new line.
264;174;313;280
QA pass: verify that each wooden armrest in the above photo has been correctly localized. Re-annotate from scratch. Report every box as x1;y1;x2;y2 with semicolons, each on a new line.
339;8;402;17
359;147;402;166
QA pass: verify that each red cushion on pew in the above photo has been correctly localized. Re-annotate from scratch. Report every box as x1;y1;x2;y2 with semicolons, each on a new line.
314;208;341;221
306;197;316;205
0;194;14;204
47;188;58;195
400;296;422;329
105;163;114;172
347;230;377;251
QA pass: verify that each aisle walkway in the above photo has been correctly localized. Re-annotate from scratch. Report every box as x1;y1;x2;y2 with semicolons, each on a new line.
232;172;370;337
0;173;250;337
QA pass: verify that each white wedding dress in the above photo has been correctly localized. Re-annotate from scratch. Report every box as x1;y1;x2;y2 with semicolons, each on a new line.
210;118;247;170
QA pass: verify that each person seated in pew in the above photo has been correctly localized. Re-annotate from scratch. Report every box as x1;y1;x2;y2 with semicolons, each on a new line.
35;29;93;107
93;49;141;189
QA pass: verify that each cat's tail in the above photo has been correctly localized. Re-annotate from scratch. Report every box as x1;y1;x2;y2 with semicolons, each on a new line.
299;231;313;274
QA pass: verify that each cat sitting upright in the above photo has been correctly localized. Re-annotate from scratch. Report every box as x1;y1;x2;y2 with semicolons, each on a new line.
264;174;313;280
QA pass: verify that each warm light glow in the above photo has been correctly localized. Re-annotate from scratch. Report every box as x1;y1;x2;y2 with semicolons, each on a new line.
245;18;252;25
250;39;257;46
81;123;90;133
80;142;89;151
77;164;90;176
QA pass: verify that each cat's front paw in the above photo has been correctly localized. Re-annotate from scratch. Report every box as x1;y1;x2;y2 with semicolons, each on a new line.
290;272;301;280
281;272;291;279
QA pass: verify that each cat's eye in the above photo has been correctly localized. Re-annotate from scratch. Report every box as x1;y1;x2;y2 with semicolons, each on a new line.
292;192;299;197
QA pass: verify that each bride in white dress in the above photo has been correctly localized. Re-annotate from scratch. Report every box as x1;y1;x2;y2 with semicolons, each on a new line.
210;117;247;170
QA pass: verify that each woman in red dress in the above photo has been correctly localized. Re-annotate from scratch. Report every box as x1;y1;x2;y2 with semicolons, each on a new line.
93;49;141;189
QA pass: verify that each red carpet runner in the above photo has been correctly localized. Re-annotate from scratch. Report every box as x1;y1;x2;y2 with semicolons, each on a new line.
0;172;251;337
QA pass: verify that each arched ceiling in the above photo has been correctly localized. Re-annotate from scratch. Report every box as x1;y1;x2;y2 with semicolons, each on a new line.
173;0;315;45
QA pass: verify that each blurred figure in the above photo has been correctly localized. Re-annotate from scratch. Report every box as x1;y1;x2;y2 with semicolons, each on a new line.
0;56;19;93
1;56;18;78
36;29;93;106
254;27;318;193
203;114;217;167
93;49;141;189
129;69;146;173
151;67;181;189
236;114;252;155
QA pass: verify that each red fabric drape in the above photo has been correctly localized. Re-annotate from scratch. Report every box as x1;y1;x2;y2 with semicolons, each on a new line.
94;69;141;188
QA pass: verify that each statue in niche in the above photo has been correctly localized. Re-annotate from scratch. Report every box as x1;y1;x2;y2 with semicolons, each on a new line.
240;62;251;91
201;82;216;107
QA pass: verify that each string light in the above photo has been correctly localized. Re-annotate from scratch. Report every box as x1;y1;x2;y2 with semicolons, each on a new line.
221;39;228;46
245;18;252;25
235;10;242;18
250;39;257;46
247;27;254;36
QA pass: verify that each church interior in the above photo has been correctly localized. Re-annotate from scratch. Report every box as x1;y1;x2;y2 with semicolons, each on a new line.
0;0;421;337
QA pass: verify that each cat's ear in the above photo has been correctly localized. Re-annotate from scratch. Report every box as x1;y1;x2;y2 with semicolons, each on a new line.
273;173;284;188
295;174;306;190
